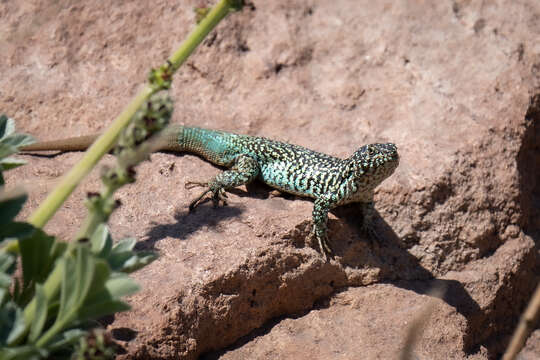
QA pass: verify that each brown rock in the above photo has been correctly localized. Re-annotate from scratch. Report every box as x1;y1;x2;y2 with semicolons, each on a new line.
1;0;538;359
208;285;473;360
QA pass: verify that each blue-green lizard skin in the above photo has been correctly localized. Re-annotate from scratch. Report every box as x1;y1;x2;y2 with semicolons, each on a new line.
22;124;400;259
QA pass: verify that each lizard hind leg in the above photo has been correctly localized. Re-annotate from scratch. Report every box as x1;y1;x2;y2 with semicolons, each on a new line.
185;154;260;212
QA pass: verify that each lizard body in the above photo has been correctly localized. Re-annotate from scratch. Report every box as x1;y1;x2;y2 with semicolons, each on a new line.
22;125;399;259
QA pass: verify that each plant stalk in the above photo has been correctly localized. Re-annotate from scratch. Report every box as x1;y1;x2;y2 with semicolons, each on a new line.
27;0;238;229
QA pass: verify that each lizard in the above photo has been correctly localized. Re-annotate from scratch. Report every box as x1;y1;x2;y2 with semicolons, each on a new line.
21;125;399;260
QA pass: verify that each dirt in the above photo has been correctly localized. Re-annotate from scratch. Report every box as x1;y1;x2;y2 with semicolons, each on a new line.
1;0;539;359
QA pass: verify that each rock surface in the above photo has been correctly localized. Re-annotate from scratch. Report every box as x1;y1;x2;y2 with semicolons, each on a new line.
1;0;539;359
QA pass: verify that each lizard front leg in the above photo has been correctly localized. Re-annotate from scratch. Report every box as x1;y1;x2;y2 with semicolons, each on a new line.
311;196;334;260
360;201;379;240
186;154;260;211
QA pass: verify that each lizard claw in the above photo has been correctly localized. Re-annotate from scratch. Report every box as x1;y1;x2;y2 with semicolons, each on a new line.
188;189;211;212
211;188;228;208
309;229;333;261
187;182;229;212
185;180;207;190
362;221;380;242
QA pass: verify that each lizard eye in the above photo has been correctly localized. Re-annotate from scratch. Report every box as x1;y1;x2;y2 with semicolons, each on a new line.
367;146;375;155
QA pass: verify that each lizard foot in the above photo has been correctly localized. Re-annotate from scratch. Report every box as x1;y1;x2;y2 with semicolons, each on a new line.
186;181;228;212
309;229;333;262
361;218;381;243
360;202;381;244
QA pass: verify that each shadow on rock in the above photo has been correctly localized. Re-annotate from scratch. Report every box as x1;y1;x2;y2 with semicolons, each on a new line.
136;204;244;251
329;204;433;281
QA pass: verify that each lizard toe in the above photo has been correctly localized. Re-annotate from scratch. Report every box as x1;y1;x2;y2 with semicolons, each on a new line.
185;180;208;190
211;188;228;208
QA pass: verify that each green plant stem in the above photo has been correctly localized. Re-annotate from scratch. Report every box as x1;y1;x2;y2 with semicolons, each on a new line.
168;0;232;70
75;187;115;241
27;0;237;230
18;0;239;346
27;87;153;229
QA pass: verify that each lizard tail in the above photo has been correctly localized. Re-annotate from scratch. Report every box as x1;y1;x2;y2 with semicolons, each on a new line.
155;124;186;152
20;125;187;153
21;134;100;152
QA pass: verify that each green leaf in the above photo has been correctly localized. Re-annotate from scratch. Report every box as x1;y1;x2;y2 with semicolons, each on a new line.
0;288;7;306
0;252;16;304
0;143;17;161
28;284;48;343
0;134;35;149
73;246;95;309
0;115;35;159
0;115;15;140
0;251;16;275
0;157;27;171
0;222;35;242
18;228;57;287
46;328;86;353
0;345;46;360
82;260;110;305
5;302;26;345
111;251;157;273
0;301;18;345
77;300;130;323
0;191;27;227
57;246;95;325
89;224;112;256
105;274;140;298
92;229;157;273
35;248;96;348
111;238;136;253
56;258;71;323
76;267;138;322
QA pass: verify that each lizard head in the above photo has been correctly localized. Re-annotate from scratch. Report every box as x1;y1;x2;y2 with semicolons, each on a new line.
350;143;399;185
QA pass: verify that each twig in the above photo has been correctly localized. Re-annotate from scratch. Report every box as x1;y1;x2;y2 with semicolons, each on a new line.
502;283;540;360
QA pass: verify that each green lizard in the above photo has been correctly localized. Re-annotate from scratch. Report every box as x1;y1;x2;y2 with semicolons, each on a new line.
22;125;399;260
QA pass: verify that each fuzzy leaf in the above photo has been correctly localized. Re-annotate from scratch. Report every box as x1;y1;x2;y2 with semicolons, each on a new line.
18;229;57;286
46;328;86;353
0;143;17;160
111;237;136;253
0;345;46;360
90;224;112;256
77;274;138;322
0;191;27;227
5;303;26;345
0;222;35;242
0;157;27;171
0;115;15;140
0;252;16;305
104;274;140;298
28;284;48;343
57;246;95;324
92;227;157;273
0;133;35;149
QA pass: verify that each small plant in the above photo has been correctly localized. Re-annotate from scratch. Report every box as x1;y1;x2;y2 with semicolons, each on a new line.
0;109;161;359
0;1;246;358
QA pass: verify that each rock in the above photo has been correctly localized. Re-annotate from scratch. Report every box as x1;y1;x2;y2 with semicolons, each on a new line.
1;0;538;359
207;285;472;360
